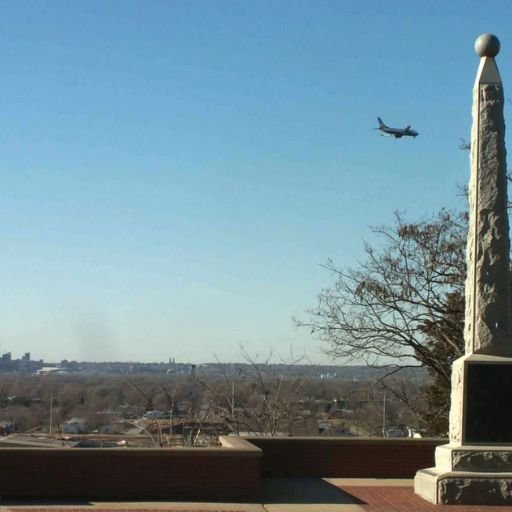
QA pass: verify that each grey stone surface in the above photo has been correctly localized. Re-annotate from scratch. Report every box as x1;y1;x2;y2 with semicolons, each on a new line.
416;468;512;505
448;357;464;443
464;54;510;356
439;476;512;505
449;355;512;445
415;35;512;505
475;33;500;57
452;451;512;471
435;444;512;472
414;469;438;503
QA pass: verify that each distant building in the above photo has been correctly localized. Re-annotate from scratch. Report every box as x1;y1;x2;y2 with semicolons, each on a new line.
62;418;88;434
384;425;422;438
0;421;17;435
143;410;166;420
36;367;66;375
0;352;43;373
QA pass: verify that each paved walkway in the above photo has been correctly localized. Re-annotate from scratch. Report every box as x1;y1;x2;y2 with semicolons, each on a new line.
2;479;512;512
333;479;512;511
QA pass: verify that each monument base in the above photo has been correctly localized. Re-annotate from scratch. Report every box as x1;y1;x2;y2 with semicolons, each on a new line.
449;354;512;444
414;444;512;504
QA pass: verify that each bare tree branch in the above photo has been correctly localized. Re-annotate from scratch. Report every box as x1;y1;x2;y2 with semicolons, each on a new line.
297;209;467;434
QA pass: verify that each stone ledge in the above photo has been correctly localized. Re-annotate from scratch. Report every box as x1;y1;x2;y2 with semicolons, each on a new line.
415;467;512;505
436;443;512;472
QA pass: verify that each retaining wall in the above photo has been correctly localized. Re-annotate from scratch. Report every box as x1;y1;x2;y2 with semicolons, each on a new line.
0;437;444;501
248;437;444;478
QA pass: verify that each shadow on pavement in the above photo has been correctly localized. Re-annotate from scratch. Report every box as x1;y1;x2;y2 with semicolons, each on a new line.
261;478;363;505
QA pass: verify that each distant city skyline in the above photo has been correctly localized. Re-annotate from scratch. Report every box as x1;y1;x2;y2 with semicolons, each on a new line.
0;1;510;363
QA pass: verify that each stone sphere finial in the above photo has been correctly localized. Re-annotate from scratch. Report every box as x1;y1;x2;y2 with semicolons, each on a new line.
475;33;500;57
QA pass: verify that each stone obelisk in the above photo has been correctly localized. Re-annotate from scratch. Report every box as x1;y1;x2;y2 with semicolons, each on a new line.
415;33;512;505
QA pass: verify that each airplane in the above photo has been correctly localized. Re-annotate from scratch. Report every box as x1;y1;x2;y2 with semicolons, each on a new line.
376;117;418;138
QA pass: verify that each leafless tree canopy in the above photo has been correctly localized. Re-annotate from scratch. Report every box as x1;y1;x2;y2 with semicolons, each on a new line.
299;209;467;385
195;348;308;436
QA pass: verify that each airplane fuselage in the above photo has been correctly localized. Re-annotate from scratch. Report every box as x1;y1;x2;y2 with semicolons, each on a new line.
377;117;418;138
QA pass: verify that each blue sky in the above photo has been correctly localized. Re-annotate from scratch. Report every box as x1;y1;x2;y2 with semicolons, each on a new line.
0;0;509;363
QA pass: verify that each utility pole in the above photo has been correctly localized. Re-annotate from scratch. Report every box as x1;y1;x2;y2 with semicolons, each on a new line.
49;390;53;435
381;391;387;437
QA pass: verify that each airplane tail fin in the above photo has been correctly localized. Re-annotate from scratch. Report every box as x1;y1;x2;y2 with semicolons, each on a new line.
405;125;411;131
377;117;386;128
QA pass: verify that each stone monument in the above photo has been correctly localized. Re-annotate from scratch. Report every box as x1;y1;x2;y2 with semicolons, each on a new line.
414;33;512;505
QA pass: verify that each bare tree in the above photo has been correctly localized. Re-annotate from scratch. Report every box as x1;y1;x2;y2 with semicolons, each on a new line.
298;209;467;433
195;348;309;436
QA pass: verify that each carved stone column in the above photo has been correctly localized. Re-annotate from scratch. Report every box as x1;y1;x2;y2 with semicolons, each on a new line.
415;34;512;505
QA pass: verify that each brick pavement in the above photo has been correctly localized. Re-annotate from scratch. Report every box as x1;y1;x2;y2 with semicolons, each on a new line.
340;486;512;512
4;481;512;511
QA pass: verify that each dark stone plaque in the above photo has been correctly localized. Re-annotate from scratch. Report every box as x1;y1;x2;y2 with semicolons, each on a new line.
465;363;512;444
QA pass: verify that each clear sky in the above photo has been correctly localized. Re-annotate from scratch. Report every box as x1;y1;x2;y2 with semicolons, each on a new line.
0;0;510;364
